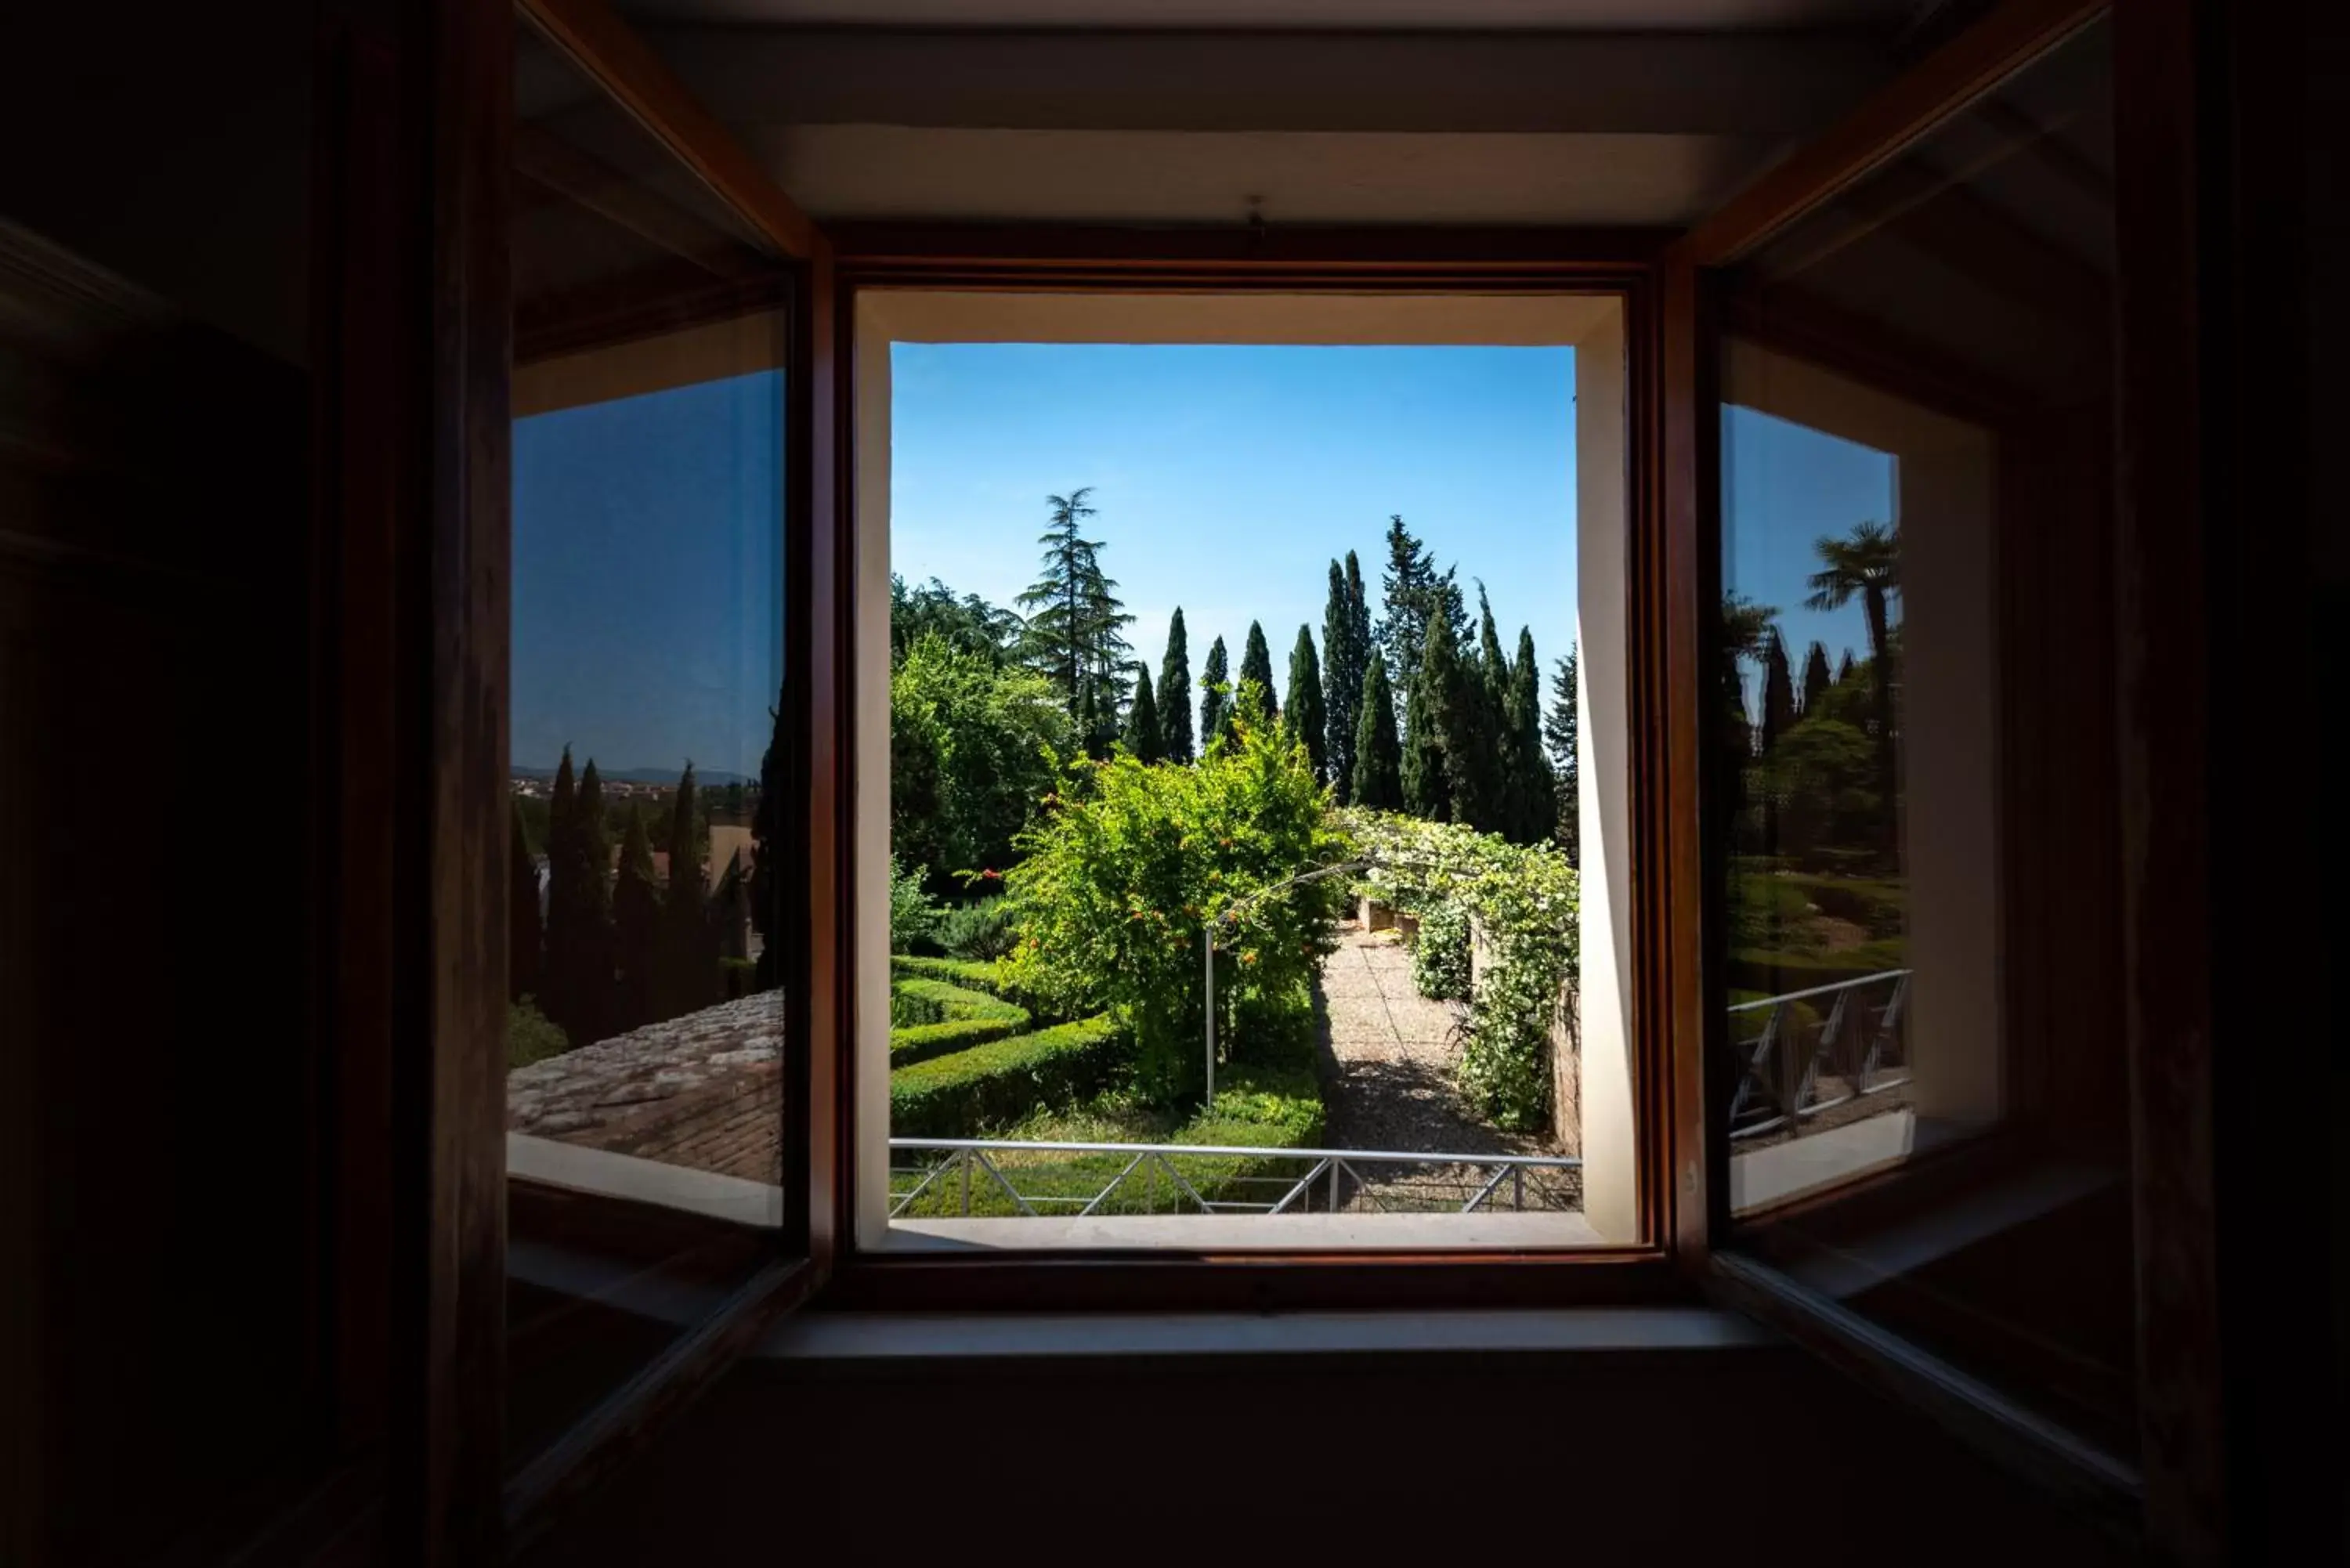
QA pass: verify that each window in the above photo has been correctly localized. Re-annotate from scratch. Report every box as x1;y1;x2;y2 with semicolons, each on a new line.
851;287;1654;1255
504;13;799;1469
1701;13;2137;1460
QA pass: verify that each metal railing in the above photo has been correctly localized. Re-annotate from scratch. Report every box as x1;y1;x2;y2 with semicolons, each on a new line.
1726;969;1910;1140
889;1137;1582;1219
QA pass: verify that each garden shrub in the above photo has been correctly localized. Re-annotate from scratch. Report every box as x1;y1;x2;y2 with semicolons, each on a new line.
1000;685;1345;1105
507;997;569;1069
888;977;1032;1064
932;896;1020;962
1340;808;1578;1133
891;954;1012;995
891;985;947;1028
888;853;939;953
889;1014;1032;1067
1410;898;1473;1001
889;1015;1133;1138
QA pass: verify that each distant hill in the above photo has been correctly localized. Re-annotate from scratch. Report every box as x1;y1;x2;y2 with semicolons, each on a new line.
512;764;753;788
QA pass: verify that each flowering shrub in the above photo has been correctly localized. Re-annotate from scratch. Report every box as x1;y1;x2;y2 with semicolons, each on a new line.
1411;898;1473;1002
1339;807;1579;1132
1002;685;1346;1104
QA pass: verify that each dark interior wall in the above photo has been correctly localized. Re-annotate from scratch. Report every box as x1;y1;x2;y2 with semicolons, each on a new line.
2;5;325;1562
521;1344;2131;1567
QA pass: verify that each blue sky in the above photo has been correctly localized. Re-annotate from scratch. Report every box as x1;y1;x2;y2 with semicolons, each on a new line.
507;352;1892;777
512;370;783;779
891;344;1578;706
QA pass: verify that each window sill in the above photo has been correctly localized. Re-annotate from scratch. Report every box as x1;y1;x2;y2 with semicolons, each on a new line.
756;1305;1770;1362
880;1210;1606;1253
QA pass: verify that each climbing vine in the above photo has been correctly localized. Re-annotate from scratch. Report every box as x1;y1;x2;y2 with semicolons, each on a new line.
1336;808;1579;1132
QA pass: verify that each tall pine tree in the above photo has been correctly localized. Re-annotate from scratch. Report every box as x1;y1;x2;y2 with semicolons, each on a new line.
1198;635;1231;751
1321;553;1369;802
1506;627;1555;846
1239;621;1278;721
1284;625;1326;782
1475;587;1519;836
1800;639;1834;719
1015;486;1133;721
1546;645;1580;864
1836;648;1857;686
1438;615;1502;833
1122;662;1163;762
1352;652;1404;809
1155;608;1194;764
655;764;713;1021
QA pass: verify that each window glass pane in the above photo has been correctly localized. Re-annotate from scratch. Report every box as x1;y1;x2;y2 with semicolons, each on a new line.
866;301;1625;1252
1712;19;2130;1451
505;18;789;1469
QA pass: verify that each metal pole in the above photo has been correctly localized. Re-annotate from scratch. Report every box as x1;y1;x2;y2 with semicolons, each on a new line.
1202;925;1216;1110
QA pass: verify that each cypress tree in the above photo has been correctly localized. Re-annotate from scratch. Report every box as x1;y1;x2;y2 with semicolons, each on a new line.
655;764;713;1021
1800;638;1834;719
544;755;616;1041
1352;652;1403;809
612;804;660;1031
1284;625;1326;782
1507;627;1555;846
1198;635;1231;749
1239;621;1277;721
1546;645;1581;864
1437;614;1502;833
1401;618;1455;821
1155;608;1194;764
1475;587;1517;836
750;679;788;990
1836;648;1857;686
1761;630;1797;751
509;798;541;1004
1322;553;1369;802
1123;661;1163;762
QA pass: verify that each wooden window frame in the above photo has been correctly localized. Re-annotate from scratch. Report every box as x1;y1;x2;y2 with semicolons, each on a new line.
810;226;1704;1313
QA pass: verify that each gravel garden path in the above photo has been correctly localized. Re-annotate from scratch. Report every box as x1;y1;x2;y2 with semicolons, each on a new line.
1312;925;1576;1211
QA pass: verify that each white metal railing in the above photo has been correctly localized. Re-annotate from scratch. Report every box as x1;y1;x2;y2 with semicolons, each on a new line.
1726;969;1910;1140
888;1138;1582;1219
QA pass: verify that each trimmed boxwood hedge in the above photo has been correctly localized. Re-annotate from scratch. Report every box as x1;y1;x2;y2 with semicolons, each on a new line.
889;954;1007;994
891;1014;1033;1067
889;1015;1132;1138
888;977;1032;1065
1726;940;1907;999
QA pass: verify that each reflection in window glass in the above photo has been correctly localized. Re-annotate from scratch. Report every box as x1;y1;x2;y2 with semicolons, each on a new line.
504;16;787;1469
1712;19;2131;1453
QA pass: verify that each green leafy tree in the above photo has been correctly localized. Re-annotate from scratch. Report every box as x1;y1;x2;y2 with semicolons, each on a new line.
509;799;541;1004
892;573;1019;665
1800;638;1834;719
1155;608;1195;764
1238;621;1278;722
888;852;939;953
1002;684;1346;1104
1351;651;1404;809
654;764;717;1020
1718;594;1776;847
612;804;660;1031
1198;635;1231;750
1122;661;1163;762
1283;625;1326;782
1806;519;1901;834
1321;554;1370;802
891;634;1076;887
1506;627;1555;847
1016;486;1133;721
1545;645;1580;863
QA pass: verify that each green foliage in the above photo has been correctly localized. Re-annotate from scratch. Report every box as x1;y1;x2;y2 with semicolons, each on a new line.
719;956;760;999
1239;620;1279;724
1375;514;1466;697
612;803;660;1030
891;573;1020;665
654;764;718;1020
1121;660;1163;762
891;983;947;1028
1351;651;1403;810
1000;692;1346;1104
888;979;1033;1065
509;800;541;1003
1198;636;1231;750
890;953;1010;994
1725;940;1908;998
1015;486;1134;728
888;853;940;954
1503;624;1555;846
1401;620;1449;819
1283;624;1326;782
1341;808;1579;1133
1411;898;1473;1001
932;896;1020;961
1155;609;1195;764
506;997;570;1070
541;747;615;1043
891;633;1076;889
1545;645;1580;864
1321;553;1371;802
750;676;790;988
889;1015;1133;1138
